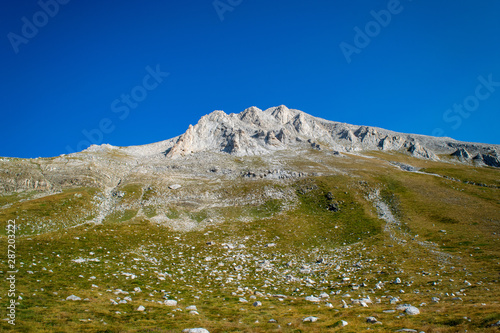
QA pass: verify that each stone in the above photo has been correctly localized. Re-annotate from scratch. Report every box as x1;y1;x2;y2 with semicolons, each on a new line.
136;305;145;311
303;316;319;322
253;301;262;307
305;295;321;302
182;329;210;333
186;305;197;311
396;304;420;315
366;316;378;323
390;297;399;304
169;184;182;190
165;299;178;306
66;295;81;301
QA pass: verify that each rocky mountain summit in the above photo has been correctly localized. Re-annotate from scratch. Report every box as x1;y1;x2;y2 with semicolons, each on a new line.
131;105;498;166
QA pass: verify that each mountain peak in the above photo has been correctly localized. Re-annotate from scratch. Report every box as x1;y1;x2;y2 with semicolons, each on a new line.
266;105;293;124
161;105;499;167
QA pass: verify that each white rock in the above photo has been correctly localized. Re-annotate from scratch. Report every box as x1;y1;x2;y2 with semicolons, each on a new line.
253;301;262;307
303;316;319;322
136;305;145;312
66;295;81;301
396;304;420;315
186;305;197;311
165;300;178;306
405;306;420;315
169;184;182;190
305;295;321;302
182;329;210;333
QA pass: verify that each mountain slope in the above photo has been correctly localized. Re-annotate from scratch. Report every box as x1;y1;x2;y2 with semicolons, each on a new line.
126;105;498;167
0;106;499;332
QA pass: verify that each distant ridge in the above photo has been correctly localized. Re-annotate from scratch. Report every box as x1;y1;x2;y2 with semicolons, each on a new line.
149;105;499;167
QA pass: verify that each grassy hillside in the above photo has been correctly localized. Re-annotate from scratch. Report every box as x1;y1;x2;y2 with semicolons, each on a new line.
0;152;499;332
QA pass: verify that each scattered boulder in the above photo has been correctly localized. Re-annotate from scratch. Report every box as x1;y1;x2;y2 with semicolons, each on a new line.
303;316;319;323
182;329;210;333
165;299;177;306
397;304;420;315
66;295;81;301
136;305;145;312
305;295;321;303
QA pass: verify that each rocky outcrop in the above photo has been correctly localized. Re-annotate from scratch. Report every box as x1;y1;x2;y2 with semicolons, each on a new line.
161;106;499;166
451;148;471;161
473;153;500;167
407;141;438;160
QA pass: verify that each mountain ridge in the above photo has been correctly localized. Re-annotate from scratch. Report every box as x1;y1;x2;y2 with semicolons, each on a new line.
108;105;499;167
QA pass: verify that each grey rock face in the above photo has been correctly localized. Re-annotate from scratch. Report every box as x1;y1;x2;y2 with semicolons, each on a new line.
1;105;498;196
451;148;471;160
158;105;498;164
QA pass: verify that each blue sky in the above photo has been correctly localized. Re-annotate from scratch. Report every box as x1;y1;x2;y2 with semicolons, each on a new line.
1;0;499;158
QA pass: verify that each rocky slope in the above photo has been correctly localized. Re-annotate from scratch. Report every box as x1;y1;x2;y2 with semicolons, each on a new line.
153;105;498;165
1;105;499;195
1;106;499;332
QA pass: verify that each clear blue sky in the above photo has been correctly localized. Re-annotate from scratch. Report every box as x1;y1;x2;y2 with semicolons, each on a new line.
1;0;499;158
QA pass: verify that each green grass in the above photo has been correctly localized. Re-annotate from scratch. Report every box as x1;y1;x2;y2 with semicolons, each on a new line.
104;209;138;224
0;152;499;332
0;187;99;236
